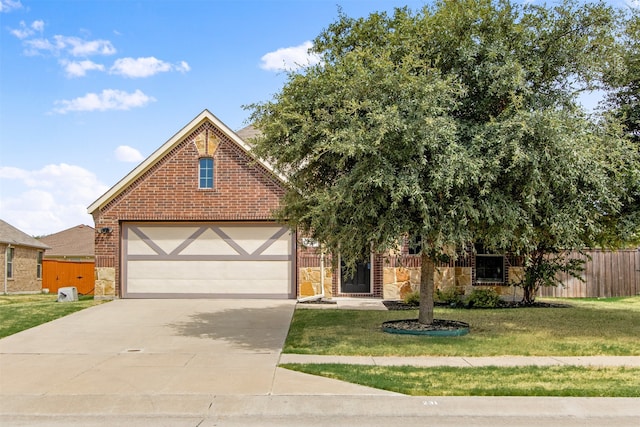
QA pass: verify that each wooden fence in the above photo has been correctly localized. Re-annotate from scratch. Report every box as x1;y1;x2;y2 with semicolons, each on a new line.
539;249;640;298
42;260;95;295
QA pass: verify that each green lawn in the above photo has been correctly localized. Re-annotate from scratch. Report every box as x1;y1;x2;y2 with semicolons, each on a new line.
284;297;640;356
283;297;640;396
0;294;107;339
281;364;640;397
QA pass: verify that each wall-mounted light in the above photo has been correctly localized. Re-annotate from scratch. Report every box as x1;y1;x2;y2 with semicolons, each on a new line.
98;227;113;234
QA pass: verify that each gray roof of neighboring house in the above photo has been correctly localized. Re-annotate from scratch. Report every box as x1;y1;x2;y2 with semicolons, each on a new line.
235;125;261;142
38;224;94;257
0;219;50;250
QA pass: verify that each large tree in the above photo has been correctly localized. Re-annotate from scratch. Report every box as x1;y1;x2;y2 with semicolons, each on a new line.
248;0;636;322
601;10;640;247
605;10;640;144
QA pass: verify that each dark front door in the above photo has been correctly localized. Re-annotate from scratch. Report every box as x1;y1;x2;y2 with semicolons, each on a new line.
340;260;371;293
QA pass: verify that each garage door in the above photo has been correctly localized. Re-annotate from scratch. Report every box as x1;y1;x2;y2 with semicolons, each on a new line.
122;223;294;298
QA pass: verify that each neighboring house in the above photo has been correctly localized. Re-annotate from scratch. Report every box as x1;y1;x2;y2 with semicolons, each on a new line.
88;110;524;300
39;225;95;295
0;219;50;294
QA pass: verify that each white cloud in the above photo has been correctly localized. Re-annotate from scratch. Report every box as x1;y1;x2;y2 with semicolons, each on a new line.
10;20;44;39
177;61;191;73
31;20;45;32
260;41;322;72
110;56;191;78
52;89;156;114
626;1;640;8
115;145;144;162
0;0;23;13
24;35;116;57
0;164;109;236
60;59;105;77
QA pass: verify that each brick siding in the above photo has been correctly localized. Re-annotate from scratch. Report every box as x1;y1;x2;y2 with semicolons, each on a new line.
92;121;287;297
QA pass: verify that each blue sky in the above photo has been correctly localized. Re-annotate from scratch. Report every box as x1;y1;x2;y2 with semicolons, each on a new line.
0;0;637;236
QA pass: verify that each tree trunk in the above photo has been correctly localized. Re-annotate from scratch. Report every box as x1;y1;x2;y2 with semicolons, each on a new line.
419;252;435;325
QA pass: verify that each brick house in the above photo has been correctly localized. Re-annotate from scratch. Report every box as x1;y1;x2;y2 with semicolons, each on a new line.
88;110;293;299
88;110;523;300
1;219;50;294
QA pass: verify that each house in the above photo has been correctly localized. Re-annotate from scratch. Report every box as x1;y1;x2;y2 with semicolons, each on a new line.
88;110;524;300
88;110;291;299
38;225;95;295
0;219;50;294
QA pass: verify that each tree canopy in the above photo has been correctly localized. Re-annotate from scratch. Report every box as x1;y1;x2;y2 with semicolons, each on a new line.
248;0;639;321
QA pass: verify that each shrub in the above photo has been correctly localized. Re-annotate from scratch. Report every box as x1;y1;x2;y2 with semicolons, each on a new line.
435;287;464;307
466;288;502;308
403;290;420;306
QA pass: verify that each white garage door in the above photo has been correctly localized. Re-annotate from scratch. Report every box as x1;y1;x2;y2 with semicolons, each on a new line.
122;223;294;298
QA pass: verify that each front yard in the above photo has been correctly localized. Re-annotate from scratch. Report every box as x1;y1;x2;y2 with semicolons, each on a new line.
282;297;640;396
0;294;106;339
284;297;640;356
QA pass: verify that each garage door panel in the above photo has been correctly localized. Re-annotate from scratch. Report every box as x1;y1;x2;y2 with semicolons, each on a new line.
219;226;284;255
127;261;290;294
123;223;293;298
133;226;201;255
178;228;225;255
261;234;291;256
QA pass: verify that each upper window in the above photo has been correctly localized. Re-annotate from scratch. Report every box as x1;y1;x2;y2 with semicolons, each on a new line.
407;235;422;255
37;251;43;279
199;157;214;189
6;247;14;279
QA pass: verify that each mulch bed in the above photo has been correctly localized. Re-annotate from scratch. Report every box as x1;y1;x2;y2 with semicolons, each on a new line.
382;300;571;310
297;298;337;305
382;318;470;332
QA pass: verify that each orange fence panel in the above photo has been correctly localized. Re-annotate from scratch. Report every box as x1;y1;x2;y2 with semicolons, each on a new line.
42;260;95;295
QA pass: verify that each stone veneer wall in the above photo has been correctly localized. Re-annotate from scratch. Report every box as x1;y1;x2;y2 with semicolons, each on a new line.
298;267;333;298
383;265;525;301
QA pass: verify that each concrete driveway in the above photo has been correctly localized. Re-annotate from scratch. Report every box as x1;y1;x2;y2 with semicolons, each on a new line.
0;299;392;424
0;299;300;395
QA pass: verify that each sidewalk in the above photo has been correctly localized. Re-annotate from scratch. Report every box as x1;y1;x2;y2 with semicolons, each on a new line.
280;354;640;367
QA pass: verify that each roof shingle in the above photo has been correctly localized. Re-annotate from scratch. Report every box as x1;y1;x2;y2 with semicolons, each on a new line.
0;219;50;250
39;224;94;257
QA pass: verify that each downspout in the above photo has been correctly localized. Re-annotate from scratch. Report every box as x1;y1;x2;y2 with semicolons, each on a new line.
297;250;325;302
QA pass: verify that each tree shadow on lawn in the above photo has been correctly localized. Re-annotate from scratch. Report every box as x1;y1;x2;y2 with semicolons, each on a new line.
167;303;295;353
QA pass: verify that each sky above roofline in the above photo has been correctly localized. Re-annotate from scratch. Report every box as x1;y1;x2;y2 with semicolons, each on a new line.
0;0;636;236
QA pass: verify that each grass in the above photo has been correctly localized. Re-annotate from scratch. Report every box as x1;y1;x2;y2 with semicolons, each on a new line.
284;297;640;356
0;294;107;339
281;364;640;397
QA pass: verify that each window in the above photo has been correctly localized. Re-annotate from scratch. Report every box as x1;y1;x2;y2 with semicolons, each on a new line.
6;247;13;279
408;236;422;255
37;251;43;279
199;157;213;189
475;244;504;283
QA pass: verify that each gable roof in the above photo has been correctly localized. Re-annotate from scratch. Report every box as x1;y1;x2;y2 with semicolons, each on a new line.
0;219;50;250
87;110;285;215
39;224;94;257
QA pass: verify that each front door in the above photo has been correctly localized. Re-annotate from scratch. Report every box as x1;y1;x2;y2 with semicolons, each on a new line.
340;260;371;293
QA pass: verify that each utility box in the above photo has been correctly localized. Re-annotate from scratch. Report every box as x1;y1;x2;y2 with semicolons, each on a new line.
57;286;78;302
